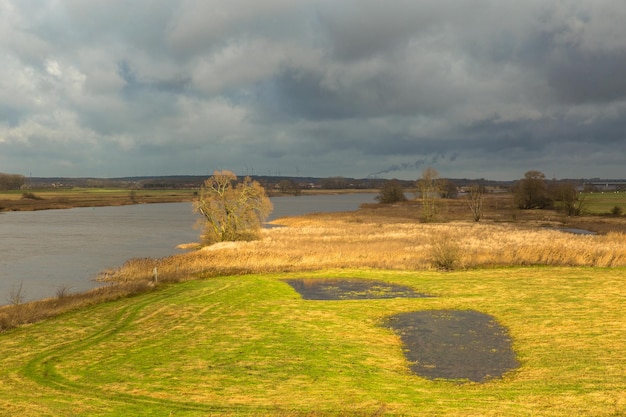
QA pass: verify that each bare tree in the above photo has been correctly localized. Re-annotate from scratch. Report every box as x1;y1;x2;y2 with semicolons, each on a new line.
416;167;442;222
548;181;582;216
439;179;458;199
465;184;485;222
195;170;273;245
7;282;26;306
0;173;26;190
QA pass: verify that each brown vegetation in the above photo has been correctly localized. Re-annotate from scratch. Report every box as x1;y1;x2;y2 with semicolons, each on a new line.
3;192;626;332
195;170;272;244
0;281;155;331
0;189;196;211
99;201;626;287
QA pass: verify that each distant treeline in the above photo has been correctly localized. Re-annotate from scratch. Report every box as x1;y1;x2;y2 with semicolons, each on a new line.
18;174;621;193
18;175;534;192
0;173;26;190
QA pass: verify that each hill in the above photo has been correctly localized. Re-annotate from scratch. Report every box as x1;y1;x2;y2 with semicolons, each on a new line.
1;267;625;415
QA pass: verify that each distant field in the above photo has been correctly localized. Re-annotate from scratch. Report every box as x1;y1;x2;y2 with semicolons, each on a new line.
0;188;197;211
581;191;626;214
3;187;626;217
1;268;624;416
0;187;198;198
0;187;374;211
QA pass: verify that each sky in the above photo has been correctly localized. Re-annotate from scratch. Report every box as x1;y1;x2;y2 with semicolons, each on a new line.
1;1;626;181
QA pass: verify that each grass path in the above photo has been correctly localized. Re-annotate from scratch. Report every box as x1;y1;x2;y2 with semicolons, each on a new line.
1;268;625;416
8;286;239;415
18;290;227;414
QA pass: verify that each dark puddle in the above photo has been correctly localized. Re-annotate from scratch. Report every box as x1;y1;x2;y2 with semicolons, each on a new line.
385;310;519;383
284;279;432;300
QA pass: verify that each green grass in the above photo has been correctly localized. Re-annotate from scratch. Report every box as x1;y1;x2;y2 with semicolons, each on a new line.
582;191;626;214
1;268;625;416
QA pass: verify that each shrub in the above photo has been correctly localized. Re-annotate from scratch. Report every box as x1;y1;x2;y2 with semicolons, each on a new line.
610;206;623;216
430;234;461;270
56;284;72;299
7;283;26;306
376;180;407;204
21;192;43;200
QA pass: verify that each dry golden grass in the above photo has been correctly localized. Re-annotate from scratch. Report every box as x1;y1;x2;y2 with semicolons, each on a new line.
100;210;626;285
6;200;624;332
0;281;154;331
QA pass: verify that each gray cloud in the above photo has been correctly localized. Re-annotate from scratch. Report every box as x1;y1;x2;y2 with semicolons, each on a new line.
1;0;625;180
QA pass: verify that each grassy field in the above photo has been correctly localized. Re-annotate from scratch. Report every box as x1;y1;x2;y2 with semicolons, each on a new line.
581;192;626;214
1;192;626;415
1;268;624;416
0;188;197;211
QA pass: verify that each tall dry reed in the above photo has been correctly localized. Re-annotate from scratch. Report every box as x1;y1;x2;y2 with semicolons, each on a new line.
5;211;625;332
100;212;626;284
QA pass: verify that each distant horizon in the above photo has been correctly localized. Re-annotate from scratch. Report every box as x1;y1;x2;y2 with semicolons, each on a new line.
22;173;626;184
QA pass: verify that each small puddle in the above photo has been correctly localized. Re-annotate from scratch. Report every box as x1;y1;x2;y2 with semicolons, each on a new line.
283;279;432;300
385;310;518;383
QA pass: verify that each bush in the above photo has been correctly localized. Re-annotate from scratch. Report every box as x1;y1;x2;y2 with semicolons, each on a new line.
21;192;43;200
376;179;407;204
430;234;461;270
56;285;72;299
611;206;623;216
6;283;26;306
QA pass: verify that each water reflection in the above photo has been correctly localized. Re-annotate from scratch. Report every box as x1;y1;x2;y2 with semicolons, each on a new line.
385;309;519;382
1;193;376;304
0;203;200;304
284;278;432;300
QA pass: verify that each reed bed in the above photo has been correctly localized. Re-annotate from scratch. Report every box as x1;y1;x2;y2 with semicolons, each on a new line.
101;212;626;284
9;210;623;332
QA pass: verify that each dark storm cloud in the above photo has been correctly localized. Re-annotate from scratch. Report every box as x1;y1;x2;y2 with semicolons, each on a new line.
1;0;625;179
548;49;626;103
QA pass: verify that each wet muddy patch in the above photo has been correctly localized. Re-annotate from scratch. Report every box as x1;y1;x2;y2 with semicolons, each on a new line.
283;279;432;300
385;310;518;383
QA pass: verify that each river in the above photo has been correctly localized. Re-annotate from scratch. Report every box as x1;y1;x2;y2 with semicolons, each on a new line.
0;193;376;304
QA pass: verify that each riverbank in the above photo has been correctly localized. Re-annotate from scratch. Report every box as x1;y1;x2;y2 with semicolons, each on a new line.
0;188;197;211
2;190;625;331
4;187;624;235
4;201;625;331
0;187;377;212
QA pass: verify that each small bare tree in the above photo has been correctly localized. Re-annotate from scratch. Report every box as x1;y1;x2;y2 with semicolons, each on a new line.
7;282;26;306
575;192;589;216
195;170;273;245
465;184;485;222
416;167;442;222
